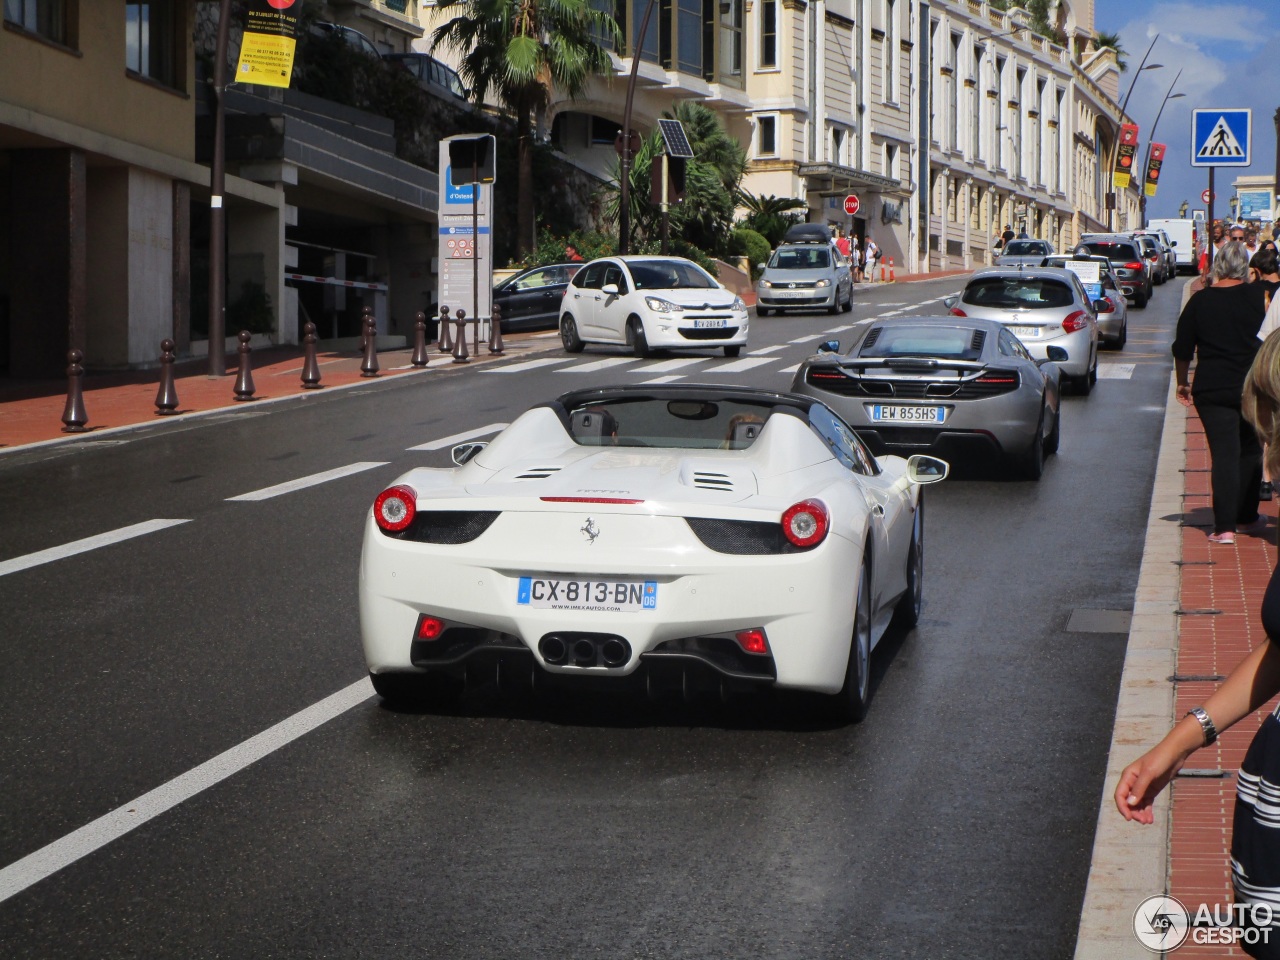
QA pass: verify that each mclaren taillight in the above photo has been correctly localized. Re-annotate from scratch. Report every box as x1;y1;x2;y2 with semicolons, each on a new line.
976;371;1019;385
735;628;770;655
809;369;847;381
1062;310;1089;333
781;499;829;549
949;306;967;317
374;484;417;532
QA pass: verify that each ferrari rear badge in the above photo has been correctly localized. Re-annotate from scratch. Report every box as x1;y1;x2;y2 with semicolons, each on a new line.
581;518;599;545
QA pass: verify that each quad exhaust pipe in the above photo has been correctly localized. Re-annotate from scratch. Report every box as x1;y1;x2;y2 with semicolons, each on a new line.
538;633;632;669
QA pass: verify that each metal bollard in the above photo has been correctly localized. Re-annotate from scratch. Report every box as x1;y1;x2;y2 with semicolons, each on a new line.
61;349;88;433
361;315;380;377
301;321;322;389
155;339;179;415
233;330;256;401
411;311;430;367
438;304;453;352
452;308;470;363
488;303;505;354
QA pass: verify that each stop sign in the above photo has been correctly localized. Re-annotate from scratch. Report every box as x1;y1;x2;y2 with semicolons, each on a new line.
843;194;860;216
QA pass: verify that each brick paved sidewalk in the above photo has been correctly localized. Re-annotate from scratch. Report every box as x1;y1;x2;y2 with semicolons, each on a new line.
1170;411;1279;959
0;332;561;452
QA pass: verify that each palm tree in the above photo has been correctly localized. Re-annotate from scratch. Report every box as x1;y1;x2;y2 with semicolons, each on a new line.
1095;31;1128;71
432;0;619;257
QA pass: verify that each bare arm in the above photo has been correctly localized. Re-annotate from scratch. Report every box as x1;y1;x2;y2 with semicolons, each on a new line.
1115;640;1280;824
1175;359;1192;407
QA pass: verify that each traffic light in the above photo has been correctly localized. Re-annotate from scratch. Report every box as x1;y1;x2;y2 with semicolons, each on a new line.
448;135;496;185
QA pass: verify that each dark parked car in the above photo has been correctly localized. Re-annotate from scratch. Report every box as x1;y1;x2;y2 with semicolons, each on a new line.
493;263;583;331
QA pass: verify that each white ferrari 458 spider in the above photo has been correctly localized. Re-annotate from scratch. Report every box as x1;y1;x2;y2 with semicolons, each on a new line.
359;385;947;722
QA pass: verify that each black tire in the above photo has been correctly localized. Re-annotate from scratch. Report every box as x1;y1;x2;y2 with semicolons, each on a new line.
1021;407;1046;480
724;344;742;358
560;315;584;353
1044;403;1061;455
821;555;873;723
370;671;463;709
1134;290;1148;309
827;296;840;315
757;306;772;317
1112;321;1127;350
893;497;924;629
627;317;651;358
843;289;854;312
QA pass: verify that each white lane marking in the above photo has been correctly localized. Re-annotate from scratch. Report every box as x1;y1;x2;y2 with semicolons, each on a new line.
226;462;389;502
0;677;374;905
557;357;633;374
778;363;801;375
877;301;908;307
707;357;774;373
635;357;708;373
747;344;785;355
1097;364;1136;379
788;336;813;344
482;357;574;374
407;423;508;452
823;325;853;334
638;375;685;385
0;520;192;579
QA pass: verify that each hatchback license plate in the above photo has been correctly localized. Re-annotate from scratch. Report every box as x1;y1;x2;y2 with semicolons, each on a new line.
870;405;946;424
693;319;727;329
1009;325;1040;337
517;577;657;612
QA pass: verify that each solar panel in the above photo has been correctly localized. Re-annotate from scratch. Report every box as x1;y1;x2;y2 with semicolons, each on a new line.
657;119;695;159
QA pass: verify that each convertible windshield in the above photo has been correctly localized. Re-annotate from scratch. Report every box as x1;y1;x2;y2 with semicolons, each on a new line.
859;325;984;361
627;260;718;291
768;247;833;269
565;397;779;449
962;277;1075;310
1002;241;1049;256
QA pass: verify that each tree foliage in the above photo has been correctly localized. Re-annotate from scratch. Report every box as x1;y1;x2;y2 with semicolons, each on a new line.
1094;31;1128;71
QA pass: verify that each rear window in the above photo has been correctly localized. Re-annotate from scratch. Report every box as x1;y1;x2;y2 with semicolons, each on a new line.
962;276;1076;310
769;247;832;269
1002;241;1049;256
859;324;983;361
1081;241;1139;261
628;259;718;290
565;397;780;449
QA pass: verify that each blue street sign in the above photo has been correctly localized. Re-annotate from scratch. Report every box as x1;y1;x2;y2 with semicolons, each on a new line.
1191;109;1251;167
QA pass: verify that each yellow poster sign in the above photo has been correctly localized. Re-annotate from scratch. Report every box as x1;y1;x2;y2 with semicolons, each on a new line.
235;33;297;88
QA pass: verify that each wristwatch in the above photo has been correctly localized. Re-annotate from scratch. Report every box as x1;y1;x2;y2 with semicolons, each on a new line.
1188;706;1219;746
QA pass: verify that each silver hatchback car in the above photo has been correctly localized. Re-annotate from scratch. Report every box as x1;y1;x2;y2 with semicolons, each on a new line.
755;243;853;316
948;266;1100;395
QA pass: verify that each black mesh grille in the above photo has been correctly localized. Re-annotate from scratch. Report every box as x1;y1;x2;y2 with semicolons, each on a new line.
861;328;882;349
970;329;987;352
871;427;944;446
384;511;501;544
685;517;797;555
677;326;741;340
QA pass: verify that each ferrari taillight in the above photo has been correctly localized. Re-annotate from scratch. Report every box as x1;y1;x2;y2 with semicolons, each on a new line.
415;614;445;640
782;499;829;549
374;484;417;532
1062;310;1089;333
735;628;770;655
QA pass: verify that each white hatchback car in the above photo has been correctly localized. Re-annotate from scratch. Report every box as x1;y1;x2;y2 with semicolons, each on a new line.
559;256;749;358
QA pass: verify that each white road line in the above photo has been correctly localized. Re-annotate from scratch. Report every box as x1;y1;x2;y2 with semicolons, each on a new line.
226;462;389;502
788;336;813;344
0;520;192;579
707;357;774;373
557;357;633;374
638;375;685;384
407;423;508;452
747;344;785;355
778;363;801;375
1097;364;1136;380
823;325;854;334
878;301;908;307
0;677;373;905
635;357;708;373
482;357;573;374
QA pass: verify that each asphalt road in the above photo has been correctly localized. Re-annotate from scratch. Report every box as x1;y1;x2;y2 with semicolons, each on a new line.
0;275;1181;958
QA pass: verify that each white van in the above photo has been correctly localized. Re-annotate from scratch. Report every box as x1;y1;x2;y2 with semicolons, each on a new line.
1147;218;1200;274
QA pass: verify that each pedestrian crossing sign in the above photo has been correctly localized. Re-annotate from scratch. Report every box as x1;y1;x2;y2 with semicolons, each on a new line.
1192;109;1251;167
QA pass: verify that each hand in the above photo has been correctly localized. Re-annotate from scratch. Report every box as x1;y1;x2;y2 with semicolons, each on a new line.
1114;742;1190;824
1176;384;1193;408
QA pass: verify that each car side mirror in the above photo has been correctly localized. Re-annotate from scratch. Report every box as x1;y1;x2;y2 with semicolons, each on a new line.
601;283;620;296
1092;300;1110;313
756;263;767;272
942;295;958;310
906;455;949;484
1171;240;1178;247
451;441;487;465
817;340;841;354
1045;346;1069;363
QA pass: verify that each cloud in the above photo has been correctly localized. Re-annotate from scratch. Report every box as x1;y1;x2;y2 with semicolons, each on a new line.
1118;3;1268;50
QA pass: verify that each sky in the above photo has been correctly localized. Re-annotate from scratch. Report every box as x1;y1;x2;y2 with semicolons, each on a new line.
1094;0;1280;221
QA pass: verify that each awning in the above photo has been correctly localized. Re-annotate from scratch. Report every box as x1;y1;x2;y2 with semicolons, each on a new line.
798;162;904;195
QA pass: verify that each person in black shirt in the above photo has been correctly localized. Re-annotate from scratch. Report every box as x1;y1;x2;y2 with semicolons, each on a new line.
1117;331;1280;957
1172;241;1270;542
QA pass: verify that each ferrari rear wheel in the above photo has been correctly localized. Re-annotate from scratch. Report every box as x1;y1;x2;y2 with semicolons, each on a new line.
894;498;924;629
370;671;463;710
822;555;873;723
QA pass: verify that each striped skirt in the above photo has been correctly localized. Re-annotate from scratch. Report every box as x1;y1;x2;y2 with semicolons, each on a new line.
1232;709;1280;959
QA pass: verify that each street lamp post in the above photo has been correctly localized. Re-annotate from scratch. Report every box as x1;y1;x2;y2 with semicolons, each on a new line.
208;0;233;376
1106;34;1161;230
1138;71;1185;221
618;0;659;256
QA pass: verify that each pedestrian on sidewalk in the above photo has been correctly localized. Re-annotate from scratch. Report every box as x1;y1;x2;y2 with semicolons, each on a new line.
1172;241;1270;544
1116;333;1280;958
865;236;881;282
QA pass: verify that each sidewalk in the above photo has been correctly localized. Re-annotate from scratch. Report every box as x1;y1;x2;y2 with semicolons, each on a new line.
1076;382;1278;959
0;331;561;453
